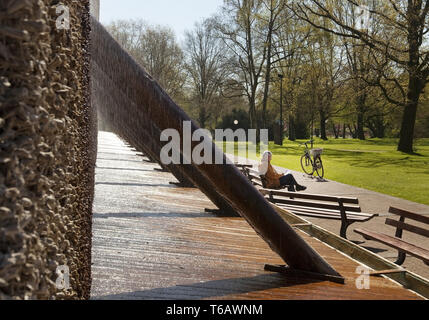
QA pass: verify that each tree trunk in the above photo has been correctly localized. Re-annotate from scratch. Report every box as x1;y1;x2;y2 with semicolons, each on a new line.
249;91;261;143
398;12;422;153
199;105;207;129
367;120;377;138
347;124;357;139
262;26;273;130
357;111;365;140
398;74;421;153
355;89;366;140
289;115;296;141
332;123;339;139
398;100;418;153
249;91;257;130
319;110;328;140
367;116;386;139
376;117;386;138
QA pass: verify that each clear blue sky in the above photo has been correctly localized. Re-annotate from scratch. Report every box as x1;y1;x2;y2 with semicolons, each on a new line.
100;0;224;41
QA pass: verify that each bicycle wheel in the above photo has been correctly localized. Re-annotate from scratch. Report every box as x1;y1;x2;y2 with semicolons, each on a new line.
314;156;324;179
300;154;314;175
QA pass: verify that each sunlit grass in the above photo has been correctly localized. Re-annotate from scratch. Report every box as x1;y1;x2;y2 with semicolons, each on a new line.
218;138;429;206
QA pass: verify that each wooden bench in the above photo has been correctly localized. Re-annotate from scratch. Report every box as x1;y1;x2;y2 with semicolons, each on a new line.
235;165;263;187
235;163;253;180
260;189;378;239
235;163;253;169
355;207;429;266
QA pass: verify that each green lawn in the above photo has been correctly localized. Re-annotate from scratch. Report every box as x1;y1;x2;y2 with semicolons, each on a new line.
220;138;429;206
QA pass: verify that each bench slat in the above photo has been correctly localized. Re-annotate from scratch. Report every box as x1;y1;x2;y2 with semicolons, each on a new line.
354;229;429;264
389;207;429;225
235;163;253;168
288;211;367;222
282;210;345;221
289;211;368;222
385;218;429;238
289;210;374;222
278;205;375;222
277;203;374;218
248;173;262;181
259;189;359;204
285;208;371;222
248;168;260;176
270;197;362;213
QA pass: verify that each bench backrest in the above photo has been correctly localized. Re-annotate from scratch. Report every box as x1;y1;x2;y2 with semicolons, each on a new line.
236;166;265;187
386;207;429;239
260;189;361;213
235;163;253;169
260;189;359;204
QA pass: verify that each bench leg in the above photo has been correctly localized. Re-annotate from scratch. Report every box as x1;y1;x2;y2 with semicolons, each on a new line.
395;252;406;266
339;201;350;239
340;221;351;239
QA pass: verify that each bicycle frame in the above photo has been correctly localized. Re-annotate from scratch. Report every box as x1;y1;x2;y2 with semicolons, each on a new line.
300;140;324;178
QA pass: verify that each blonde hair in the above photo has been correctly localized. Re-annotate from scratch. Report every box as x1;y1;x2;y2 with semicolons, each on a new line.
258;151;272;175
261;151;272;162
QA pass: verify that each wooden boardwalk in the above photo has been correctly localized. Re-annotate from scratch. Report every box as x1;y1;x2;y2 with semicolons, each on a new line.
91;132;422;300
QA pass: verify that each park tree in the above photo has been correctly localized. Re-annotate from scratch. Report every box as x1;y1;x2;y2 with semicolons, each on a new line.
259;0;288;129
137;26;185;99
183;20;231;128
107;20;145;54
365;94;397;138
271;13;310;141
342;39;374;140
107;20;185;100
214;0;268;131
304;28;345;140
289;0;429;152
416;85;429;137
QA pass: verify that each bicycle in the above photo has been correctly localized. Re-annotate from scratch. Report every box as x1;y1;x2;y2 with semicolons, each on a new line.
300;140;325;179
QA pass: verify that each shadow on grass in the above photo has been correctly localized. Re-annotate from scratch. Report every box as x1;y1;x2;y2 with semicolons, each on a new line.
406;152;425;157
222;140;429;173
315;149;428;170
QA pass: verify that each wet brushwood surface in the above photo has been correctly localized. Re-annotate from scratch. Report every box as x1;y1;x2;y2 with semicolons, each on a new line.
91;132;422;300
0;0;95;299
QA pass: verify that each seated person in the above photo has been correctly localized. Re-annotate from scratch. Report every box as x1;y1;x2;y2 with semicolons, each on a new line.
258;151;307;192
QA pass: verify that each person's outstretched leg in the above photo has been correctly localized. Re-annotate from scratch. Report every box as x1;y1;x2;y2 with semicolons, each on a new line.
279;175;293;191
280;174;306;192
